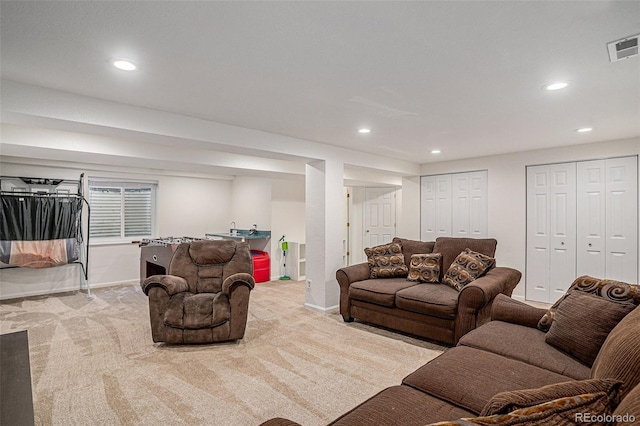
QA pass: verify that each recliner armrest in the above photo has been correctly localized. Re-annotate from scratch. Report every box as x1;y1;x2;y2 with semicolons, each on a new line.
222;272;255;295
141;274;189;296
490;293;547;328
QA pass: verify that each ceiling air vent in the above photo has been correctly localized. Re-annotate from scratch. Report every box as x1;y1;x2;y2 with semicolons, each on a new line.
607;34;639;62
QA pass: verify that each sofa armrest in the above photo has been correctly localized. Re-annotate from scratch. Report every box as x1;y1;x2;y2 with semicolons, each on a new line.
336;263;370;287
336;263;370;321
141;274;189;296
454;267;522;343
490;293;547;328
222;272;255;296
459;267;522;308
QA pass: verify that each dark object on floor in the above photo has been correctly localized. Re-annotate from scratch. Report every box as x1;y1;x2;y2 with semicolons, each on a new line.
1;330;35;426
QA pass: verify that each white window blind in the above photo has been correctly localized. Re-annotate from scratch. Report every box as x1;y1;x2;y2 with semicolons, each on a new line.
89;180;156;240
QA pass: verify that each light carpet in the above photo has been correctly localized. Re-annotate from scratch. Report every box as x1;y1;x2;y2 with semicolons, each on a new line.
0;280;445;425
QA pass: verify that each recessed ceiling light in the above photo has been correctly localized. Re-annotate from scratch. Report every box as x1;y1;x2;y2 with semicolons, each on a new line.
358;128;371;134
431;149;441;154
545;82;568;91
576;127;593;133
113;59;136;71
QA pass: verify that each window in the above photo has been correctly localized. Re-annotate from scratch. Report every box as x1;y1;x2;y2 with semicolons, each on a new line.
88;180;157;240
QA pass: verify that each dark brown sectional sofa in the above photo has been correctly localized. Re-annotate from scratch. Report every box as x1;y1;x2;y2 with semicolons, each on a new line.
262;277;640;425
336;237;522;345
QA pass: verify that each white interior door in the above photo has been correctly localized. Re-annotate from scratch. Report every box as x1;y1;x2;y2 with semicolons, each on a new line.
605;156;638;283
364;188;396;248
577;160;606;278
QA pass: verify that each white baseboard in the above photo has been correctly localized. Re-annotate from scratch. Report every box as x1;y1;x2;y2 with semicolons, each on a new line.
304;302;339;313
0;279;137;301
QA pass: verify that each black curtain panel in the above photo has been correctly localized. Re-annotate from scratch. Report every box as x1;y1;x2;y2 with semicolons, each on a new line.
0;195;82;241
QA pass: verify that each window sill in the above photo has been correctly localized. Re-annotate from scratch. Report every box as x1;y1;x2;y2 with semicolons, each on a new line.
89;240;142;247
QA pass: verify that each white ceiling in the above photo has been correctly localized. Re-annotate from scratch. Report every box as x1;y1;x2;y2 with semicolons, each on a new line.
1;1;639;166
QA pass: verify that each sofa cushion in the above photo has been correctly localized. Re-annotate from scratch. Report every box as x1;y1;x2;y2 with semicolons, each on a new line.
481;378;623;416
592;305;640;400
458;321;590;380
393;237;435;268
537;275;640;332
364;242;408;278
407;253;442;283
349;278;417;307
545;291;635;366
429;392;614;426
442;248;495;291
433;237;497;273
395;283;459;319
402;346;574;414
329;385;475;426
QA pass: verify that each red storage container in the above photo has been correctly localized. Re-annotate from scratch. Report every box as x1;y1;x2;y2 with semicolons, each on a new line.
251;250;270;283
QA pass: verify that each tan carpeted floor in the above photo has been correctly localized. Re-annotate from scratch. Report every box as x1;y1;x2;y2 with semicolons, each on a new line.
0;280;445;425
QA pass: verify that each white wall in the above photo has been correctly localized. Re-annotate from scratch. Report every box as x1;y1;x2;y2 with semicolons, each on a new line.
231;176;272;232
270;177;306;279
419;137;640;300
157;176;232;237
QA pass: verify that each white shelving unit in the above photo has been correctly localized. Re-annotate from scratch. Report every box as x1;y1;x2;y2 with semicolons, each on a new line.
288;242;306;281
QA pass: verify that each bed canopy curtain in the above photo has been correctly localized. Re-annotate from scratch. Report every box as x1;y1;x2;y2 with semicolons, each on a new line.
0;175;90;291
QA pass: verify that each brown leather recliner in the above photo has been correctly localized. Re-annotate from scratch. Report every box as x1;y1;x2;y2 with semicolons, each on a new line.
141;239;255;344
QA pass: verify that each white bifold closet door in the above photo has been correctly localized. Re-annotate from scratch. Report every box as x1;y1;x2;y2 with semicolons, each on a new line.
421;171;487;242
527;156;638;303
526;163;577;303
577;157;638;283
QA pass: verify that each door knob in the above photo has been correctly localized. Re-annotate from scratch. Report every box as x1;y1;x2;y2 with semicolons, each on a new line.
366;230;370;233
561;242;565;245
588;243;592;247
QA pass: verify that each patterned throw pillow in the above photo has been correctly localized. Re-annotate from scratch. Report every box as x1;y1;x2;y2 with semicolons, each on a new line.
442;248;495;291
545;291;635;366
364;242;408;278
537;275;640;332
481;378;623;416
427;392;612;425
407;253;442;283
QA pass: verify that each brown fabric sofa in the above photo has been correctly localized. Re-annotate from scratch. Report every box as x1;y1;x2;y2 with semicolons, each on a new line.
336;237;522;345
262;287;640;425
141;239;255;344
